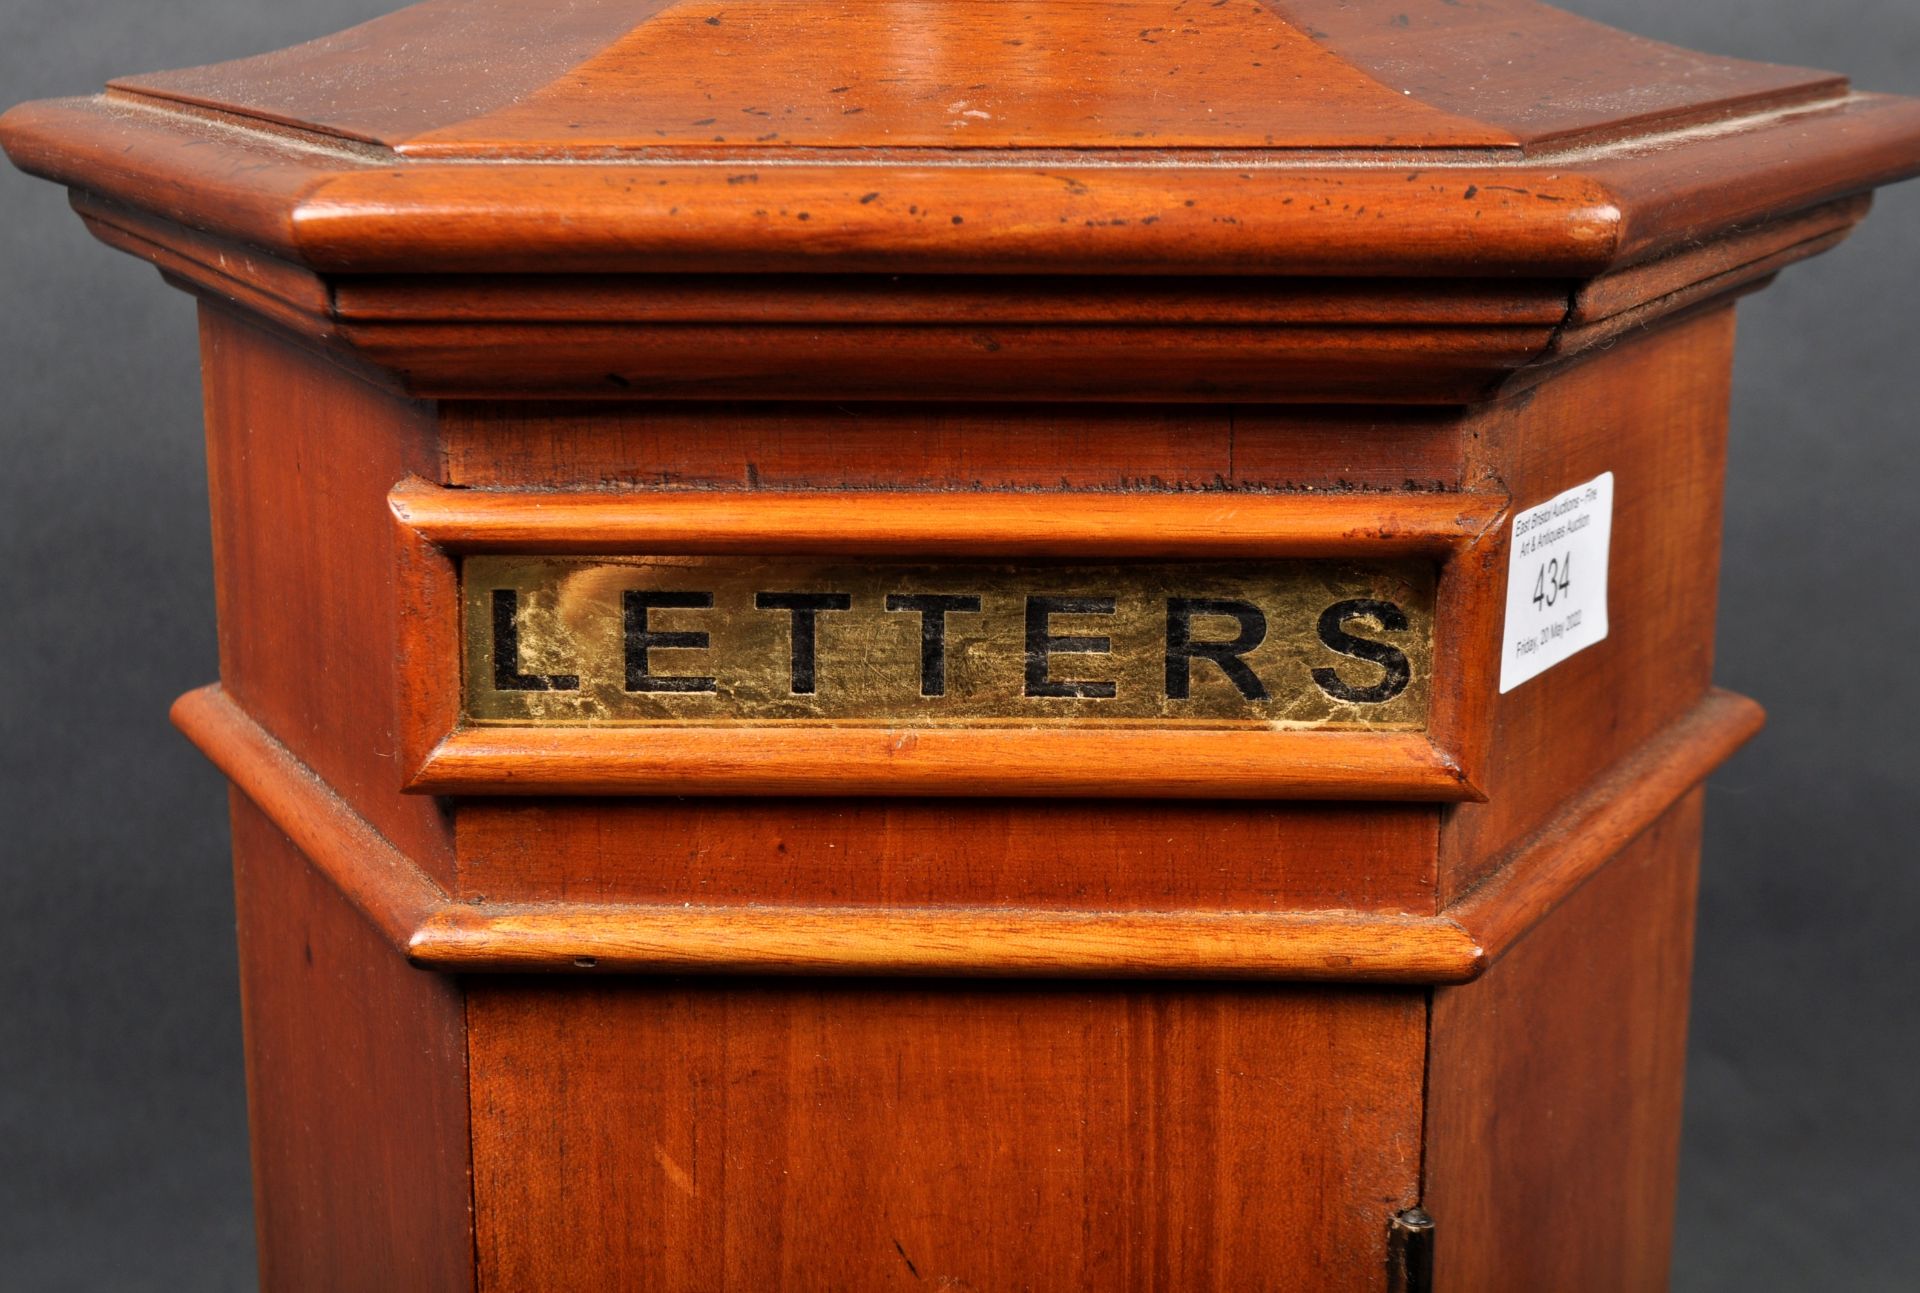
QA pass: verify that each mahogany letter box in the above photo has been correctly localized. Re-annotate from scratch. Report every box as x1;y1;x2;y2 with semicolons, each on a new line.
6;2;1919;1288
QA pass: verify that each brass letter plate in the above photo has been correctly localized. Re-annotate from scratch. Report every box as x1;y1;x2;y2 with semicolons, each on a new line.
464;557;1436;730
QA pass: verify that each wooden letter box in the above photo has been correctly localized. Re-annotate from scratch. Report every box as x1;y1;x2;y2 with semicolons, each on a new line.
7;2;1919;1288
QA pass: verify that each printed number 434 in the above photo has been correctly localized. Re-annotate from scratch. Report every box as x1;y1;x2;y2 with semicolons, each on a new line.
1533;554;1572;610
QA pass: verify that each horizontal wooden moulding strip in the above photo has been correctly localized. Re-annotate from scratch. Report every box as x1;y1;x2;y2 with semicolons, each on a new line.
410;727;1476;801
171;684;1763;982
389;479;1506;558
58;184;1876;405
11;90;1920;279
409;903;1473;981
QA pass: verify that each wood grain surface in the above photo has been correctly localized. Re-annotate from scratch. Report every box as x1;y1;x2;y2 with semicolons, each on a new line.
1425;791;1707;1290
1439;308;1736;903
198;305;456;886
227;796;473;1292
465;979;1426;1291
437;402;1480;494
106;0;1836;155
5;0;1917;297
171;680;1760;981
11;3;1913;1285
390;478;1501;558
452;796;1444;912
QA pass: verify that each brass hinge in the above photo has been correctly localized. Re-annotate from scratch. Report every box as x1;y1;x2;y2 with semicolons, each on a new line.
1387;1208;1435;1293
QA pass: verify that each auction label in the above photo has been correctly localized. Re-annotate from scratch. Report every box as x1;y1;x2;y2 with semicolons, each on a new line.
1498;472;1613;694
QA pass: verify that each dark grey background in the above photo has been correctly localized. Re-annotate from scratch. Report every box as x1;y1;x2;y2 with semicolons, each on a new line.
2;1;1914;1288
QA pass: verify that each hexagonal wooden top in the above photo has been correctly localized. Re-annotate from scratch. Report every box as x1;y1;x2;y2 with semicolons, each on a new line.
7;0;1920;284
4;1;1919;402
104;0;1841;156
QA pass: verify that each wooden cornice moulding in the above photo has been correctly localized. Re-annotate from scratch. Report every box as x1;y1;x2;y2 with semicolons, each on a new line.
43;159;1888;405
7;86;1917;280
411;727;1478;802
387;478;1508;558
6;0;1918;403
169;683;1764;982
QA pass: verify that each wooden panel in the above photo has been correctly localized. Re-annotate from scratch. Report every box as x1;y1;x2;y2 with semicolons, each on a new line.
1423;789;1705;1292
109;0;668;147
228;794;473;1292
15;89;1920;287
332;312;1568;403
106;0;1841;155
1440;307;1734;901
468;980;1426;1291
341;274;1575;327
394;481;1495;557
11;19;1918;288
241;158;1632;282
442;402;1474;493
1262;0;1840;146
199;305;456;884
457;798;1440;912
416;723;1472;799
176;675;1756;980
397;0;1507;154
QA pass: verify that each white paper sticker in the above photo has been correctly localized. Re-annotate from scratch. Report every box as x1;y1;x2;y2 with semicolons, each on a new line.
1498;471;1613;694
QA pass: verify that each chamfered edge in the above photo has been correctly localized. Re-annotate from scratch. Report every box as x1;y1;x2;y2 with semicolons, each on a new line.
169;682;1765;982
4;89;1920;280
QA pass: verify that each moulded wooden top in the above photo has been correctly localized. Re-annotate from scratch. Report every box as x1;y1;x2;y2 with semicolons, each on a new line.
101;0;1841;156
5;0;1920;401
5;0;1920;286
